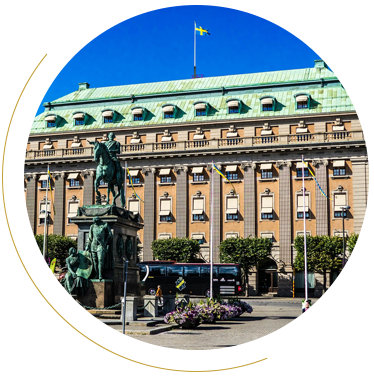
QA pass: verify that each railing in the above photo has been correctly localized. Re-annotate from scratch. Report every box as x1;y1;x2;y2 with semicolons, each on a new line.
25;130;364;160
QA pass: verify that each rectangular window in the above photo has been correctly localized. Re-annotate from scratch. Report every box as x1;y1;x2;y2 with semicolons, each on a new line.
262;104;273;111
297;211;310;219
195;109;206;116
184;266;200;276
200;266;218;277
261;196;273;219
334;211;348;218
261;212;273;220
133;114;143;121
193;214;204;221
99;180;108;186
69;179;80;187
193;173;204;182
226;213;239;220
47;121;56;128
164;112;174;119
297;102;308;109
104;117;113;123
161;176;172;183
74;119;84;126
149;266;166;276
129;200;140;215
129;176;140;184
167;266;183;276
41;180;48;189
160;215;171;222
333;167;346;176
229;107;239;114
261;170;273;179
297;168;309;177
227;172;238;180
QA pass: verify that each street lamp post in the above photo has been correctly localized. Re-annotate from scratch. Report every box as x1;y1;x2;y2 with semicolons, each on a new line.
340;206;351;310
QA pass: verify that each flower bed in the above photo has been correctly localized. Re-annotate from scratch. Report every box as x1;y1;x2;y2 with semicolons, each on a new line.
164;298;253;328
30;307;84;333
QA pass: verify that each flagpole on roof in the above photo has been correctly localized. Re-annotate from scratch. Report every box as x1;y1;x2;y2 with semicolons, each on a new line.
194;21;196;78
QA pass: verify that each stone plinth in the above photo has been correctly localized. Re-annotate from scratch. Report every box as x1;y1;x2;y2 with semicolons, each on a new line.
77;280;114;308
144;295;158;317
121;296;140;322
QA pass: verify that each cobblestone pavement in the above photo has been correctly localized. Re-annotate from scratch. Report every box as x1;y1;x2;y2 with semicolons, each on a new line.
22;302;370;351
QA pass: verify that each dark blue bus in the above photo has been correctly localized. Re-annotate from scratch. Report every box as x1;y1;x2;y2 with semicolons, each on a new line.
137;261;244;297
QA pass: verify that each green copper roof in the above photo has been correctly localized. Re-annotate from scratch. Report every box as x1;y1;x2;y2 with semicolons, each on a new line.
30;63;354;135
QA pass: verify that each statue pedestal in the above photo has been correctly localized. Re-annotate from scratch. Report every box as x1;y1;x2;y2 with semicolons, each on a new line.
77;280;114;309
72;205;144;307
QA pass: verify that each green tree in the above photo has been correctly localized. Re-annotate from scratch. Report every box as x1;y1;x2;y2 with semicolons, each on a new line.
35;234;77;268
220;236;273;295
348;234;370;278
151;237;200;263
294;235;343;293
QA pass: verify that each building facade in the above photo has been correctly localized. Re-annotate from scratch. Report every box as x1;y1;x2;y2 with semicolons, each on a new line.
25;60;368;296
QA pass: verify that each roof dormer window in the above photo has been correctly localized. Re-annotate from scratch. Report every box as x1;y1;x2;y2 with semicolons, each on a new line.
73;112;85;126
162;104;176;119
226;99;241;114
102;110;114;123
294;93;310;110
131;107;145;121
260;96;275;112
193;102;208;117
45;114;57;128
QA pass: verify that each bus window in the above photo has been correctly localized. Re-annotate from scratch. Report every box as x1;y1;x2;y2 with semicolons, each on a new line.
167;266;183;276
200;266;218;277
139;265;146;277
184;266;200;276
219;266;239;279
149;265;165;276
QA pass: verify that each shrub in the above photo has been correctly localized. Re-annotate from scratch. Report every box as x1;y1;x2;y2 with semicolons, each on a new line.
30;307;84;333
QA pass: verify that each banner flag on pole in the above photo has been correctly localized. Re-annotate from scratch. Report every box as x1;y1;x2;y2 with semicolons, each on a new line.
126;168;144;203
302;160;332;201
213;164;236;195
47;168;56;214
195;25;210;36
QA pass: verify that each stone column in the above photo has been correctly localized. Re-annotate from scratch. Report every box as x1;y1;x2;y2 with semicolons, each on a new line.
241;161;256;237
143;167;156;261
211;163;221;263
351;157;369;234
83;170;95;206
277;161;292;265
313;159;329;235
52;172;65;236
26;174;38;234
174;165;188;238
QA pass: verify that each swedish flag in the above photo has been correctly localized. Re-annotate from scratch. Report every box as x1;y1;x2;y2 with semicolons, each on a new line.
196;25;210;36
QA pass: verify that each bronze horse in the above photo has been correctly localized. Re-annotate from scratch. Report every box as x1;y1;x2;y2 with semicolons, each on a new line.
91;141;125;207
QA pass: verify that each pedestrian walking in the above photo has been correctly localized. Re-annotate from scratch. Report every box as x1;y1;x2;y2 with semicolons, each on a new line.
156;285;163;306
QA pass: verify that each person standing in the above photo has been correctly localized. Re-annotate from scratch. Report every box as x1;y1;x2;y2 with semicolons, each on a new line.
156;285;163;306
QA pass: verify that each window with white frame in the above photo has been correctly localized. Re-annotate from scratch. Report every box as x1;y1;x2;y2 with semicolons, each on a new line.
296;162;309;177
39;201;51;225
296;194;310;219
39;175;49;189
192;233;205;244
67;173;80;187
158;233;172;240
132;108;144;121
192;197;205;221
226;196;239;221
260;97;275;111
128;169;141;185
194;102;207;116
334;193;348;218
226;165;238;180
159;168;172;183
333;160;346;176
296;230;311;238
334;230;348;238
45;115;57;128
162;105;175;119
260;163;273;179
67;201;79;224
128;199;140;215
102;110;114;123
159;198;172;222
73;112;85;126
192;166;204;182
261;232;274;241
261;196;273;219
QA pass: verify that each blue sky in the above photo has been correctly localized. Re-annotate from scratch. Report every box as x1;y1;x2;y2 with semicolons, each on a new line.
36;5;321;115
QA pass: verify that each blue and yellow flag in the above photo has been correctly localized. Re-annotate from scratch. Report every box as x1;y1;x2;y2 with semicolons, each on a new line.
302;160;332;201
47;168;56;215
127;168;144;203
196;25;210;36
213;164;236;195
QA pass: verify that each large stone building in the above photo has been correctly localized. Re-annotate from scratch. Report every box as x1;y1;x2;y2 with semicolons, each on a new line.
25;60;368;296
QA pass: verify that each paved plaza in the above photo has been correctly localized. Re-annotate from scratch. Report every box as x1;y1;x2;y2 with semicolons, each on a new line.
22;299;370;351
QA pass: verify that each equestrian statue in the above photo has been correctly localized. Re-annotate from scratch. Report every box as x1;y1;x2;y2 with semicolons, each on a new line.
88;132;126;207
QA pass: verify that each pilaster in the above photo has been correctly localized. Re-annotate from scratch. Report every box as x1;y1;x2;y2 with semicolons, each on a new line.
52;172;65;235
241;161;256;237
143;167;156;260
351;157;369;233
26;174;38;234
312;159;329;235
174;165;188;238
83;170;95;206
